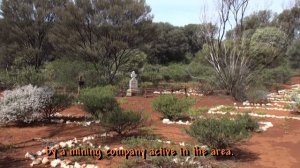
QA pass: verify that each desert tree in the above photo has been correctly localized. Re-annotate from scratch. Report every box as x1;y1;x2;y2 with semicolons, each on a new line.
198;0;251;100
199;0;288;101
0;0;66;70
50;0;154;84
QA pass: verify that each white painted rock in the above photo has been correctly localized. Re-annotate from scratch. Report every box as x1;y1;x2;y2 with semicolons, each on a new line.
25;152;35;160
36;151;42;156
165;141;171;144
74;162;81;168
59;142;67;148
50;159;61;167
86;164;98;168
104;145;110;150
42;157;49;164
41;149;47;155
30;158;41;167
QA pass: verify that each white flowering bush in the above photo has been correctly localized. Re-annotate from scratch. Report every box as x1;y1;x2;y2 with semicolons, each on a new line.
0;85;54;124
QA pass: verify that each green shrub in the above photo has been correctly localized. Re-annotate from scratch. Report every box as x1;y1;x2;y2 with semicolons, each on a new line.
140;64;162;85
79;86;120;119
246;88;268;104
43;94;73;119
160;64;190;82
236;113;259;131
43;60;87;89
187;107;209;117
152;95;195;120
261;64;292;85
187;115;258;148
0;67;44;89
102;111;145;135
219;106;236;113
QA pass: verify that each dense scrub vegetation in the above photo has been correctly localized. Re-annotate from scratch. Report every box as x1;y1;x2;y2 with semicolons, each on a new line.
0;0;298;99
187;114;259;148
152;95;195;120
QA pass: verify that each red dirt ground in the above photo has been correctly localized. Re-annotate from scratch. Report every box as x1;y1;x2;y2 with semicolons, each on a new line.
0;77;300;168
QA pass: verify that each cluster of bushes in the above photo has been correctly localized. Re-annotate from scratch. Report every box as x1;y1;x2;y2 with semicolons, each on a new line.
152;95;195;120
0;67;44;90
0;85;72;124
141;63;193;85
187;113;259;148
79;86;146;135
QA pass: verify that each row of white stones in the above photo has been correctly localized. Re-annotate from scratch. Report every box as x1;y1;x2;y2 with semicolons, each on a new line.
208;105;300;120
26;134;207;167
161;116;273;132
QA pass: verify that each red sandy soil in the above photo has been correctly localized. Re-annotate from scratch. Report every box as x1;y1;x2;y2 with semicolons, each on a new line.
0;77;300;168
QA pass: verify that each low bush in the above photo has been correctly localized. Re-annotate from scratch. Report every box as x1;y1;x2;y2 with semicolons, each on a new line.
43;60;88;89
236;113;259;131
43;94;73;119
0;85;53;124
140;64;162;86
152;95;195;120
219;106;236;113
261;65;292;85
160;64;190;82
245;88;269;104
0;67;44;90
79;86;119;119
187;115;258;148
187;107;209;117
102;110;145;135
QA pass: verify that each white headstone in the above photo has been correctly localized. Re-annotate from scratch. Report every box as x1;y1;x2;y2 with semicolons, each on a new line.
129;71;138;90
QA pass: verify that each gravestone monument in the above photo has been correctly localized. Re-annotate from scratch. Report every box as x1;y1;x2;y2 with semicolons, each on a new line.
126;71;140;96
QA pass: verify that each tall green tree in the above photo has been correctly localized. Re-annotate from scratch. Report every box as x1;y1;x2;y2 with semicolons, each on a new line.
183;24;205;56
249;27;288;68
274;6;300;41
0;0;65;70
144;23;189;64
226;10;273;39
287;38;300;69
50;0;154;84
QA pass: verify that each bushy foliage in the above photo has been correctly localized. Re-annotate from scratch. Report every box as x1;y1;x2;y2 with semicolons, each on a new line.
140;64;162;86
187;107;209;117
0;85;53;124
236;113;259;131
102;110;145;135
260;64;292;85
43;94;73;119
43;60;91;89
79;86;120;119
152;95;195;120
246;88;269;104
187;115;258;148
287;38;300;69
250;27;288;68
160;64;190;82
0;67;44;90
